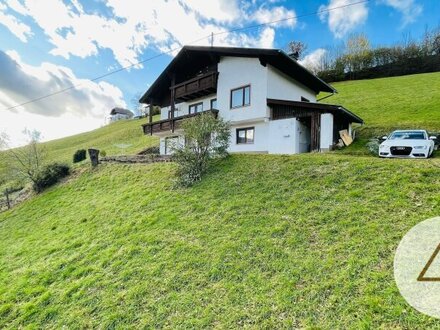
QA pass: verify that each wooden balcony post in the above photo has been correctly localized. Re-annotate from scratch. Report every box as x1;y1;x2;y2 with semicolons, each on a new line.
171;75;176;133
149;103;153;124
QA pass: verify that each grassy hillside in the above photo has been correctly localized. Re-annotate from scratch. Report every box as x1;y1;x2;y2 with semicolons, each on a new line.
1;72;440;327
320;72;440;154
326;72;440;131
1;155;440;328
0;117;158;192
37;117;159;164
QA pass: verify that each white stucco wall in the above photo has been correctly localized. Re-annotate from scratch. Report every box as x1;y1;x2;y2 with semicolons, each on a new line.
216;57;268;123
320;113;334;151
160;135;185;155
229;122;269;153
160;94;217;120
267;65;316;102
267;118;297;154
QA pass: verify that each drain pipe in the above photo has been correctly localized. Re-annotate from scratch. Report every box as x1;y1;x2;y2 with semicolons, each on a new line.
317;91;337;102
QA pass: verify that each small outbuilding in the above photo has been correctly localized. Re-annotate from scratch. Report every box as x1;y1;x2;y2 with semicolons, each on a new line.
106;107;134;124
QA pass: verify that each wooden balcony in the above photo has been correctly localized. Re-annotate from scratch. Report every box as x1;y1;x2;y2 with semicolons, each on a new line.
172;71;218;102
142;109;219;135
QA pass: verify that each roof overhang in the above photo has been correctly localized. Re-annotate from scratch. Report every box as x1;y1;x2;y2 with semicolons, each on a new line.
267;99;364;124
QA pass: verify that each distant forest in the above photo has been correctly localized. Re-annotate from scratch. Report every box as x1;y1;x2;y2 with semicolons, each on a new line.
301;27;440;83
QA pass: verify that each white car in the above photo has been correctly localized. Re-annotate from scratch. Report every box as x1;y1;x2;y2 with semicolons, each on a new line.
379;130;436;158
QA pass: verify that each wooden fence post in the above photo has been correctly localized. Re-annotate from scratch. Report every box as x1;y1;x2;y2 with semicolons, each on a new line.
4;189;10;210
88;149;100;167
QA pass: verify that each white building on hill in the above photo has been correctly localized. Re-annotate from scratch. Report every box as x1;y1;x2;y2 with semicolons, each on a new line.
140;46;363;155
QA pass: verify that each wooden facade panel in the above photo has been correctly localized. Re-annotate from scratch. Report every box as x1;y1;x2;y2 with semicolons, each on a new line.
173;71;218;101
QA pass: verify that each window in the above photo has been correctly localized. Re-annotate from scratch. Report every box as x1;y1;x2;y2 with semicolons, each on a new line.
210;98;217;109
189;102;203;114
230;85;250;108
236;127;254;144
301;96;310;102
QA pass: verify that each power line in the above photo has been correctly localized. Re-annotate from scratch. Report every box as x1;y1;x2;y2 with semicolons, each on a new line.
3;0;369;111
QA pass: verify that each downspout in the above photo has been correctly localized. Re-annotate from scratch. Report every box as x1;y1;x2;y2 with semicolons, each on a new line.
317;90;337;102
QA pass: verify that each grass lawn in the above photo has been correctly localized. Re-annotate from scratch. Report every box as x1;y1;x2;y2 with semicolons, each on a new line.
1;154;440;328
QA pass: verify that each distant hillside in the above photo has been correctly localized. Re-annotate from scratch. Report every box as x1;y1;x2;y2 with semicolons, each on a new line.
37;117;159;164
323;72;440;133
0;117;158;189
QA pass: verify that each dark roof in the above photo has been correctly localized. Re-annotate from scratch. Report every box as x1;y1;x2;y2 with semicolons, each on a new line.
140;46;336;104
267;99;364;124
110;107;134;117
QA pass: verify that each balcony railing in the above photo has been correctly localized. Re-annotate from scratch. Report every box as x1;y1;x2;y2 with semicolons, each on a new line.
142;109;219;135
172;71;218;102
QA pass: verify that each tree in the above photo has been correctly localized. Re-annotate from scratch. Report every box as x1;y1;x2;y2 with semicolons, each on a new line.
286;41;308;60
6;129;46;188
130;91;147;116
130;91;161;117
344;33;372;72
172;112;230;187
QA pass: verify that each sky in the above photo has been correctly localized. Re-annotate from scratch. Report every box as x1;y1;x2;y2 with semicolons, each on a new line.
0;0;439;147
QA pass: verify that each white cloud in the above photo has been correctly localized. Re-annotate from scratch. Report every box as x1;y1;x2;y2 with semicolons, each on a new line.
0;3;32;42
382;0;422;26
258;27;276;48
1;0;297;67
253;6;297;28
299;48;327;74
178;0;240;22
0;50;126;146
319;0;368;38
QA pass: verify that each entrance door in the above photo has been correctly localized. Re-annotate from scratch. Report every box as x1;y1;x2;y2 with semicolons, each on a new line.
297;113;320;152
310;113;321;152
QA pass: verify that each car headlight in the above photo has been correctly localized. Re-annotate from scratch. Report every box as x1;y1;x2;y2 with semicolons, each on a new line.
379;144;388;149
413;146;427;150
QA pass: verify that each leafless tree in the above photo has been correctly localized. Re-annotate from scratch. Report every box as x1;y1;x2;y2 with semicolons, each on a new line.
7;129;45;187
285;41;308;60
130;91;147;116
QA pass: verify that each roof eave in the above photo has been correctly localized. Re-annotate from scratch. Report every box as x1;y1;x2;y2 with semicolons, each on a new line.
277;50;337;94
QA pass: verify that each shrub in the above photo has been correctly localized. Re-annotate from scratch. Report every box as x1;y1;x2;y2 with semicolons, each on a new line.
33;163;70;193
172;112;230;187
100;150;107;157
366;138;380;156
73;149;86;163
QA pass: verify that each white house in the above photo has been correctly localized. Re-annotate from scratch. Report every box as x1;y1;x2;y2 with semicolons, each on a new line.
140;46;363;155
106;107;134;124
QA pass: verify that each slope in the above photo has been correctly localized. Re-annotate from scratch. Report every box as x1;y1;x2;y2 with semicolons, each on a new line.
1;155;440;328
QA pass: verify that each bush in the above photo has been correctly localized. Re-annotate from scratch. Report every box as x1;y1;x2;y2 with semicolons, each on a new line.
33;163;70;193
73;149;86;163
172;113;230;187
366;138;380;156
100;150;107;157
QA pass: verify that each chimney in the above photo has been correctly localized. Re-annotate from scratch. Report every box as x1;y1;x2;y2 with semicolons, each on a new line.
288;51;299;60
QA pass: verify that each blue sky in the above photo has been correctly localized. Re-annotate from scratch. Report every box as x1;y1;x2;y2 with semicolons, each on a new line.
0;0;438;146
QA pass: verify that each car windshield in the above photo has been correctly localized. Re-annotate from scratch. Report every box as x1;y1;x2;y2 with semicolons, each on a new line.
389;131;426;140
